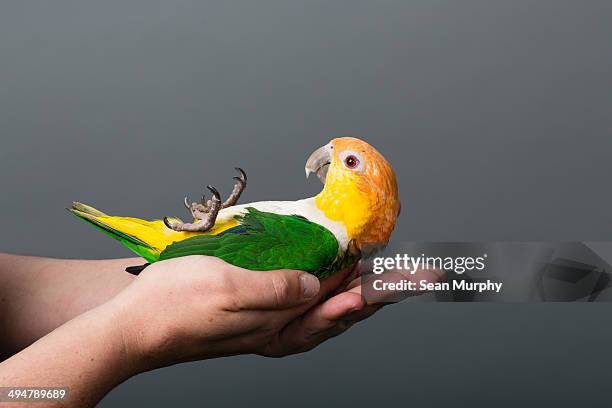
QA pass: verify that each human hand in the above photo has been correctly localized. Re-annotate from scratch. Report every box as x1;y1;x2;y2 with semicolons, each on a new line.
263;261;447;357
0;255;367;407
105;256;367;372
0;255;445;408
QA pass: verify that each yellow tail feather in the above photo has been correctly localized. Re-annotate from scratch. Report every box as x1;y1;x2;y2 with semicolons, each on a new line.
69;202;201;261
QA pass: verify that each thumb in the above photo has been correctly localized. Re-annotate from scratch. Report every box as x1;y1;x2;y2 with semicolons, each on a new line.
236;269;320;310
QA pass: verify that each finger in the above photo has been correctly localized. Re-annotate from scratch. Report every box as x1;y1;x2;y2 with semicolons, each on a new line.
296;302;383;351
311;292;366;323
271;291;366;354
267;264;357;323
346;265;446;304
265;264;356;315
315;264;357;301
235;268;321;310
337;304;383;323
328;261;363;297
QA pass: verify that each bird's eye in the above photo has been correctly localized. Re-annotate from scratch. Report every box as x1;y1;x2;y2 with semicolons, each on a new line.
344;155;359;169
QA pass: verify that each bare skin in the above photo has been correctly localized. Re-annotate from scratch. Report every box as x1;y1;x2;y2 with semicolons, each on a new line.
0;254;376;407
0;254;135;356
0;253;443;407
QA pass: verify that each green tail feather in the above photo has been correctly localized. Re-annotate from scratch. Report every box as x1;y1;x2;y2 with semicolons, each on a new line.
68;202;158;262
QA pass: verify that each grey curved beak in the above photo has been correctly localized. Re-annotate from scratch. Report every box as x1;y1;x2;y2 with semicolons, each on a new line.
305;143;332;184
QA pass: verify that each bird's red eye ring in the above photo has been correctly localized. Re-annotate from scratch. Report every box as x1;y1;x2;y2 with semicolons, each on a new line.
344;155;359;169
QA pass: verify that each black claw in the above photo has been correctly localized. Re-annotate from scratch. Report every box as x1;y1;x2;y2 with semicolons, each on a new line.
233;176;245;184
235;167;247;182
207;185;221;201
201;195;206;205
183;196;190;209
163;216;174;229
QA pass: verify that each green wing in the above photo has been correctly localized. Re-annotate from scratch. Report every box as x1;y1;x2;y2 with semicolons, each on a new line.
159;208;343;278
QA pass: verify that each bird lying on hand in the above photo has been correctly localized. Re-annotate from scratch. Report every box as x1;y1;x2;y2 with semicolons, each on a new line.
69;137;400;278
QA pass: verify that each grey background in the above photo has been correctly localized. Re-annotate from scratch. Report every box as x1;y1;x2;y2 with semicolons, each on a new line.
1;0;611;406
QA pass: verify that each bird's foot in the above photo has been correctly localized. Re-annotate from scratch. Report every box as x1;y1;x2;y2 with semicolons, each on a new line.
164;185;221;232
164;168;247;232
221;167;247;209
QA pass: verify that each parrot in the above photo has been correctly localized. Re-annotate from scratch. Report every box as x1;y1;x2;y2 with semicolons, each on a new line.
69;137;400;278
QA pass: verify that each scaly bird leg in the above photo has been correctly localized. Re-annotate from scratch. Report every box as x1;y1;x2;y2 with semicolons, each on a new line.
183;195;211;220
164;186;222;232
222;167;247;208
182;168;247;218
164;168;247;232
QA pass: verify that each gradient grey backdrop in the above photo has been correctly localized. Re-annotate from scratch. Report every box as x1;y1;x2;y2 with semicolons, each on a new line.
1;0;611;406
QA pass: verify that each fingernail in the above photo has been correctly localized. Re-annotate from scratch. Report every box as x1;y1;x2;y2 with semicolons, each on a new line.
348;304;364;314
300;273;320;299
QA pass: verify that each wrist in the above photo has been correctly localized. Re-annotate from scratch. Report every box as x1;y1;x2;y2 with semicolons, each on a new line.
103;289;186;373
80;301;145;379
0;300;143;407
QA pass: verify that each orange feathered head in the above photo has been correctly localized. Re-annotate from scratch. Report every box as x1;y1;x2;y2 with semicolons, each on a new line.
305;137;400;254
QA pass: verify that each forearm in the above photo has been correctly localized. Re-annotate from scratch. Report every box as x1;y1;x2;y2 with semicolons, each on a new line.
0;303;137;408
0;256;381;407
0;253;136;356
